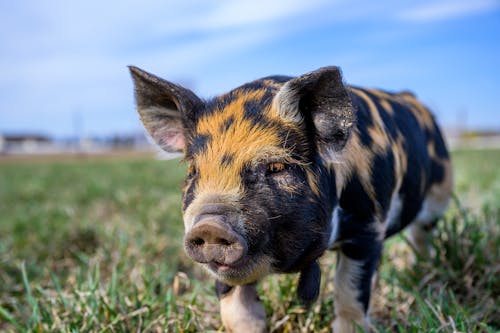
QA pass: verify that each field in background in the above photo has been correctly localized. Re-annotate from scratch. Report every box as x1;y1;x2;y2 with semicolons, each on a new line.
1;149;499;332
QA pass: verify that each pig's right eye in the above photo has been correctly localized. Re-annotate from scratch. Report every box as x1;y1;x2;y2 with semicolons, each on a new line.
266;162;290;175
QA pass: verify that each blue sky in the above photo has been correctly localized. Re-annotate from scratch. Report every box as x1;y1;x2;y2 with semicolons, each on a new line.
1;0;499;138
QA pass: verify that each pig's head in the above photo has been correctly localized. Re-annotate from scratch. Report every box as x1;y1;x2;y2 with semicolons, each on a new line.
130;66;354;286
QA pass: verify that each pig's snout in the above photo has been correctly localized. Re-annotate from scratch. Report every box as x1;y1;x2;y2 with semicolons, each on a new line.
184;216;247;266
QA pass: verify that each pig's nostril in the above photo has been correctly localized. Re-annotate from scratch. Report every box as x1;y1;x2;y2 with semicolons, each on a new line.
184;219;247;265
217;238;232;246
192;238;205;246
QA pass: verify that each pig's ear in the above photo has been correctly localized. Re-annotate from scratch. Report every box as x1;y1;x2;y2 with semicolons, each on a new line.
274;66;355;161
129;66;203;153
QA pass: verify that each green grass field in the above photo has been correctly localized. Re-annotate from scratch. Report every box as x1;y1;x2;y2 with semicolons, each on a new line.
1;149;499;332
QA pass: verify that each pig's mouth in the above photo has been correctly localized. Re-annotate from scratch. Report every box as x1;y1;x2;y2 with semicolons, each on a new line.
204;253;270;285
208;256;250;272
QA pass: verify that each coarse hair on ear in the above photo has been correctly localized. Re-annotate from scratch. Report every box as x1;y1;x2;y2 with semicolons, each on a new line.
129;66;203;153
273;66;355;161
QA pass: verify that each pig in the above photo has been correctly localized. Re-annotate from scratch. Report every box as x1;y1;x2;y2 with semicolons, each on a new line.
129;66;453;332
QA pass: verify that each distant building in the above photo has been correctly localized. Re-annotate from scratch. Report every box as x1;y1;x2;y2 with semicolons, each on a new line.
0;131;155;155
0;133;53;154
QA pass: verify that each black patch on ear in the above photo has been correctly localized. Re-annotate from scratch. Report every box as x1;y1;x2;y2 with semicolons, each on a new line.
187;133;211;157
215;280;233;299
297;261;321;308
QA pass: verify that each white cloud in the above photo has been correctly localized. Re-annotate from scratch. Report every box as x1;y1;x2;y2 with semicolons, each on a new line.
199;0;329;30
147;0;331;36
397;0;499;22
0;0;330;85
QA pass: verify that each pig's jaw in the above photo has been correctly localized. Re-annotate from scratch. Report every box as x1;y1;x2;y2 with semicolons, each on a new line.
202;253;272;285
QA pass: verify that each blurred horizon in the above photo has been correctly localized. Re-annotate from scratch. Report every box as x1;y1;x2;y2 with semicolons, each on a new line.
1;0;499;139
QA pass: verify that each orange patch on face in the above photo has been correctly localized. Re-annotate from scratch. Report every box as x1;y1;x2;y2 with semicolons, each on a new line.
194;90;289;196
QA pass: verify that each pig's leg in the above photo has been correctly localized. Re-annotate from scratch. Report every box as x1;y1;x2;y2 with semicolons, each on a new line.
216;282;267;333
407;218;437;258
332;231;382;332
408;163;453;257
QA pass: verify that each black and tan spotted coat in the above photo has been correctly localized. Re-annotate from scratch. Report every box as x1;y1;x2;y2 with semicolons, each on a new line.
130;66;452;333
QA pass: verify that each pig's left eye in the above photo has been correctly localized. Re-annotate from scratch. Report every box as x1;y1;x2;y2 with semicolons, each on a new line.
187;164;198;178
267;162;290;174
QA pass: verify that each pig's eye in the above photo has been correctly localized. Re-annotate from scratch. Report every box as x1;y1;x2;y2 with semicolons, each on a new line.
267;162;289;174
187;165;198;178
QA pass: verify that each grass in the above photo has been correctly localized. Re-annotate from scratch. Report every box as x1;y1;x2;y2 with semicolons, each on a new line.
1;149;499;332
